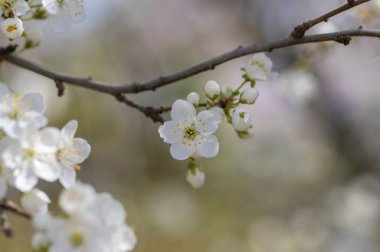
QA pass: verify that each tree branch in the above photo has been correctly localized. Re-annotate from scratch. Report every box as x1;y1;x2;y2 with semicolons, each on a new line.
291;0;370;38
1;29;379;98
0;1;377;124
0;199;31;220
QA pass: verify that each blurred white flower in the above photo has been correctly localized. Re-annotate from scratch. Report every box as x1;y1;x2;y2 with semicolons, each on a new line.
42;0;85;33
2;127;61;192
244;53;276;82
186;92;200;107
186;167;205;188
204;80;221;100
1;17;24;39
0;84;47;139
158;99;222;160
21;188;51;215
59;181;95;214
12;0;29;16
240;88;260;104
32;182;137;252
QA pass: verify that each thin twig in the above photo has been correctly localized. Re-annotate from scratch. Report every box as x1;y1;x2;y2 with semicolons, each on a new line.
0;199;31;220
291;0;370;38
114;94;171;123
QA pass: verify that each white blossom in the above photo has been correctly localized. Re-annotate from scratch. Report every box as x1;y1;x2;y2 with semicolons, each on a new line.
21;188;51;215
0;84;47;139
32;182;137;252
59;181;96;214
204;80;221;100
1;17;24;39
232;108;252;132
240;88;260;104
2;127;61;192
42;0;85;33
244;53;275;82
158;99;222;160
186;92;200;107
12;0;30;16
186;168;205;189
56;120;91;188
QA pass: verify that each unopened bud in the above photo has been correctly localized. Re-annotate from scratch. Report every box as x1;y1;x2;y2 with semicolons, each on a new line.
204;80;221;100
232;108;252;132
240;88;259;104
186;92;200;106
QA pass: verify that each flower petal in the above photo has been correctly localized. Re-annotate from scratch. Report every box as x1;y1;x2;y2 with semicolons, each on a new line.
171;99;196;121
59;167;76;188
62;120;78;138
158;121;183;144
21;93;45;113
196;135;219;158
170;142;195;160
195;109;222;135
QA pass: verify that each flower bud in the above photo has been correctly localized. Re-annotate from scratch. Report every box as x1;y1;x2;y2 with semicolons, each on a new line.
186;92;200;107
186;167;205;189
244;53;273;82
232;108;252;132
240;88;259;104
204;80;221;100
21;189;50;215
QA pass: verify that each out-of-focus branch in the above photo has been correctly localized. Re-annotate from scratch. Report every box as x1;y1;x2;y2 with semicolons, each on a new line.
0;198;31;238
0;199;31;219
291;0;370;38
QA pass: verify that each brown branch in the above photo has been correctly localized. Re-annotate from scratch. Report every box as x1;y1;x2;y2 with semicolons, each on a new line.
0;2;376;123
114;94;171;123
1;29;379;98
291;0;370;38
0;198;31;220
0;198;31;238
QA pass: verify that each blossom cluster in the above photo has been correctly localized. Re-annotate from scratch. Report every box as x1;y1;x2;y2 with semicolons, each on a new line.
159;52;275;188
0;0;84;42
31;182;137;252
0;83;90;197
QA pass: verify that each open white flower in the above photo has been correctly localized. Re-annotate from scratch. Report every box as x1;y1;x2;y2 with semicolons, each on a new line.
1;17;24;39
56;120;91;188
32;182;137;252
244;53;275;82
21;188;51;215
2;127;61;192
159;99;222;160
42;0;85;33
0;84;47;139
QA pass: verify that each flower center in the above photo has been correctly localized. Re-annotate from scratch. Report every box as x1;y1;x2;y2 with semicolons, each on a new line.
8;110;19;119
23;148;35;159
6;24;17;33
70;232;85;248
250;60;267;74
183;125;200;141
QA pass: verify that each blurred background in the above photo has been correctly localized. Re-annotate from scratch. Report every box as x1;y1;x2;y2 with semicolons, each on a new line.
2;0;380;251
